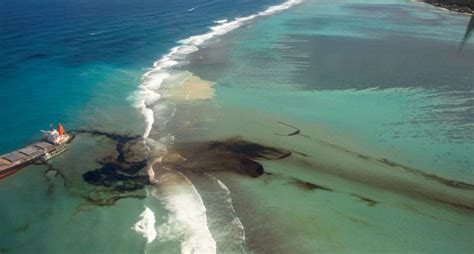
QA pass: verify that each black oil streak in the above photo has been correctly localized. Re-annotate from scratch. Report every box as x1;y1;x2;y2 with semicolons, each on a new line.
377;158;474;190
290;178;333;192
163;137;292;178
74;130;149;193
42;162;69;187
275;121;309;138
85;194;147;207
302;129;474;191
352;194;378;207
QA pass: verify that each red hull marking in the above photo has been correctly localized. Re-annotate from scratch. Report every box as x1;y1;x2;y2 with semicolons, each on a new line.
0;167;23;180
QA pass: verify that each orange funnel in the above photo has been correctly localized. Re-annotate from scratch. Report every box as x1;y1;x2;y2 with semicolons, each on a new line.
58;124;65;136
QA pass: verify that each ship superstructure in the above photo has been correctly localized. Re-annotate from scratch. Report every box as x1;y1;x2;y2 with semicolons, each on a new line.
0;124;74;179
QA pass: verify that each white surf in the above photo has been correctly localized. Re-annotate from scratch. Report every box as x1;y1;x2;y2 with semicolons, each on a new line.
132;206;158;244
154;169;216;254
129;0;304;252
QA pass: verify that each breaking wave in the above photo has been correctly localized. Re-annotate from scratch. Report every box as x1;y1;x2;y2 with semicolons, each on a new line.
215;177;246;252
214;19;228;24
132;206;157;244
130;0;303;143
154;169;216;254
129;0;303;252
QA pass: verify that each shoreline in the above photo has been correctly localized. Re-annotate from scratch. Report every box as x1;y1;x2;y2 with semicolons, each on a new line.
420;0;474;14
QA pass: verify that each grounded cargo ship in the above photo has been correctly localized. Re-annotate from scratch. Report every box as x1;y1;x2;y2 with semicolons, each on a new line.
0;124;74;179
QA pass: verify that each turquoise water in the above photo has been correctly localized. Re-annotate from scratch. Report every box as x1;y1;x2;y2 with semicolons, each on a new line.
189;0;473;182
0;0;288;253
1;0;473;253
182;0;473;252
0;0;283;153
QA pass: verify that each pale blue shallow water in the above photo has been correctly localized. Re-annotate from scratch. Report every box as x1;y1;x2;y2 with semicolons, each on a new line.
0;0;283;154
189;0;474;182
179;1;474;252
0;0;473;253
0;0;288;253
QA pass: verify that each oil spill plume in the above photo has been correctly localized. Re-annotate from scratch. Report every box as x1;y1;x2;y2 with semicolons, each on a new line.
160;137;292;178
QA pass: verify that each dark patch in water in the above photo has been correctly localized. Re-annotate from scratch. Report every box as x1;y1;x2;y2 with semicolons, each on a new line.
431;197;474;212
13;223;30;233
276;121;301;136
297;154;474;211
272;121;473;192
207;137;292;160
85;193;147;207
379;158;399;167
291;150;311;157
290;178;333;191
259;172;281;185
83;161;149;192
73;129;140;149
377;158;474;190
272;121;474;194
23;53;48;61
275;121;310;138
76;132;290;192
43;162;69;187
73;129;139;140
74;130;149;192
73;192;147;216
288;139;474;212
295;128;474;191
352;194;378;207
161;137;291;178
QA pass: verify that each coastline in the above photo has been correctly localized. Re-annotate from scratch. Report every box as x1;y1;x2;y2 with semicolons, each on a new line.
170;0;474;251
130;0;305;253
419;0;474;14
1;0;473;253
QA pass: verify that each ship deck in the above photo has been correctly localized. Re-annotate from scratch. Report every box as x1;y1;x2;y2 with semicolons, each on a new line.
0;142;56;172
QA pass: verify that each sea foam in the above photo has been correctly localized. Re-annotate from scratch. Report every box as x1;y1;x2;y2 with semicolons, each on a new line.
154;169;216;254
132;206;157;244
214;19;228;24
131;0;303;142
215;178;246;251
130;0;304;252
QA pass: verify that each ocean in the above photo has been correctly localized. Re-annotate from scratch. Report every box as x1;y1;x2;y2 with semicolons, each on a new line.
0;0;473;253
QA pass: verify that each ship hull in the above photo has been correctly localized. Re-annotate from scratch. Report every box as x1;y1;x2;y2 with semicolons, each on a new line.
0;134;74;180
0;167;23;179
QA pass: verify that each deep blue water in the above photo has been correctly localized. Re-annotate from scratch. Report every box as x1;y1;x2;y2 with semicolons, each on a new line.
0;0;283;154
0;1;473;253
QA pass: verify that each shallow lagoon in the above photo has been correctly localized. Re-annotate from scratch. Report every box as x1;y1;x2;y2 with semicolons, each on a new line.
0;0;473;253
